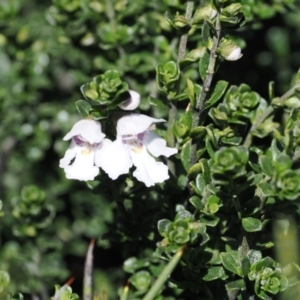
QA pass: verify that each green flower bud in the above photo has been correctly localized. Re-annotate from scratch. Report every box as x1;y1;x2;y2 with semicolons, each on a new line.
186;47;207;60
173;14;189;28
283;96;300;108
192;5;218;24
222;3;242;16
165;11;189;29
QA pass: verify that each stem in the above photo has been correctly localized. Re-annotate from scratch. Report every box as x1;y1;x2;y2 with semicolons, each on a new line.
142;246;185;300
190;14;221;166
177;1;194;61
167;103;177;175
167;1;194;176
83;239;95;300
243;83;300;148
120;283;129;300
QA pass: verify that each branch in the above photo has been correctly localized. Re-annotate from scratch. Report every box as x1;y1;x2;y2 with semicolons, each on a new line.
167;1;194;176
177;1;195;62
83;239;95;300
190;14;221;166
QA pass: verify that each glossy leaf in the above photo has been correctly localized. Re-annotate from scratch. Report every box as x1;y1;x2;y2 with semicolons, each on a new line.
181;140;191;172
148;96;169;109
75;100;92;117
258;155;274;177
225;279;246;291
242;217;262;232
220;251;242;276
203;266;227;281
205;80;229;109
199;50;210;81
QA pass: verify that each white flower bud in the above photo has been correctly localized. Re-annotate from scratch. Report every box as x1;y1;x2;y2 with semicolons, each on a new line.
226;46;242;61
118;90;141;110
218;39;243;61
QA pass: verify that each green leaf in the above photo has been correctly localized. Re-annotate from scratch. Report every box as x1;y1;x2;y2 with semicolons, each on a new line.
268;81;275;100
90;109;109;120
203;266;227;281
225;279;246;291
295;68;300;84
190;126;206;139
200;215;220;227
240;257;251;276
186;78;195;107
0;270;10;293
205;80;229;109
220;251;241;276
173;120;189;138
202;21;211;48
205;137;215;159
75;100;92;117
199;50;210;81
148;96;169;109
123;257;150;274
242;217;262;232
189;196;203;210
195;173;206;194
247;250;262;265
200;158;211;183
188;163;202;178
258;182;274;197
258;155;274;177
270;139;283;161
181;140;191;172
158;219;171;237
273;154;292;174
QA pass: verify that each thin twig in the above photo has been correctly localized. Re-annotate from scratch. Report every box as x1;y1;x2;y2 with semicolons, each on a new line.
167;1;194;176
190;14;221;166
83;239;95;300
177;1;195;61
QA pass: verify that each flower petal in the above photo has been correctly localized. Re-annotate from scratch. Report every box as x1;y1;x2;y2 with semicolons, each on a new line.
118;90;141;110
130;148;169;187
63;119;105;143
63;144;99;181
144;131;178;157
95;138;132;180
117;114;165;135
59;139;77;168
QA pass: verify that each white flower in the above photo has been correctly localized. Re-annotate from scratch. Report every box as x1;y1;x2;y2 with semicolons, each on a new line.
96;114;178;187
118;90;141;110
59;119;109;181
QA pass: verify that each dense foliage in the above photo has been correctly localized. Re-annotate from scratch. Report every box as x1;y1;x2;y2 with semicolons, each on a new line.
1;0;300;299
